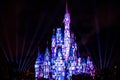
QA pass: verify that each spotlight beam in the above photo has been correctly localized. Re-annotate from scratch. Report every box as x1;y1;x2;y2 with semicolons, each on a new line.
22;47;36;71
21;15;45;70
77;30;97;69
103;28;109;68
106;37;116;67
16;33;18;64
95;16;102;69
19;17;30;70
1;46;9;62
4;27;14;62
21;27;40;70
37;1;61;44
103;12;111;68
24;57;36;71
19;34;26;70
23;11;56;70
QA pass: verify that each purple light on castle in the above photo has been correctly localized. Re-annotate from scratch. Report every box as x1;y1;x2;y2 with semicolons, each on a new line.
35;2;95;80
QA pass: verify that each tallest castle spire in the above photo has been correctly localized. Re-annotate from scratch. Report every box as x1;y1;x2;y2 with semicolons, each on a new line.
63;0;70;24
66;0;68;13
63;0;71;60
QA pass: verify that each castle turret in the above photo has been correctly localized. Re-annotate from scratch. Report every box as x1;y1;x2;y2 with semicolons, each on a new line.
63;2;71;60
56;28;63;47
51;29;56;57
35;49;43;79
43;47;50;79
54;47;65;80
63;2;71;25
67;46;77;77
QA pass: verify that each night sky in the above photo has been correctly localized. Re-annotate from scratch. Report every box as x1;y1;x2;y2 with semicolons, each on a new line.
0;0;120;71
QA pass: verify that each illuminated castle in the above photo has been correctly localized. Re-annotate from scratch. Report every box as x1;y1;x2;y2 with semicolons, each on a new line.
35;2;95;80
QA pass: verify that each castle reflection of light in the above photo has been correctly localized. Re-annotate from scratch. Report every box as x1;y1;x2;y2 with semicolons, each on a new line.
35;2;95;80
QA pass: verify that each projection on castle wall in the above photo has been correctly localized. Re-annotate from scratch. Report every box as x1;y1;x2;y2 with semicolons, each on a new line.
35;3;95;80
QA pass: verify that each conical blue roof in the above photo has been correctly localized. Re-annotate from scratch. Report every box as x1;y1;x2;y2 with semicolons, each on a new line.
69;46;74;57
56;47;63;57
36;49;43;61
52;34;55;39
44;47;50;61
44;47;50;57
77;52;80;58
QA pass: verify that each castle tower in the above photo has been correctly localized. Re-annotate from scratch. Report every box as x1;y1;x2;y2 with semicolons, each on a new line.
67;46;77;77
63;2;71;60
54;47;65;80
34;49;43;79
56;28;63;47
43;47;50;79
51;29;56;57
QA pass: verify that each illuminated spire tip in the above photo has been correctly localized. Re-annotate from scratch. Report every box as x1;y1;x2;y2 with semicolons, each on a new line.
66;0;68;13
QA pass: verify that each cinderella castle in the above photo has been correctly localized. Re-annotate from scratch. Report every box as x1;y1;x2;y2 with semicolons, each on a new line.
35;2;95;80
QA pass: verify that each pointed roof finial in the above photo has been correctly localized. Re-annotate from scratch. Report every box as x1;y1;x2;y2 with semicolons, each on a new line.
45;47;50;57
52;28;55;34
37;47;41;57
63;0;71;24
46;41;48;45
66;0;68;13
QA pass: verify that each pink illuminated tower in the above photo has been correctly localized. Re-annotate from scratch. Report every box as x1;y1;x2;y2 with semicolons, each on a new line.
51;29;56;57
63;2;71;60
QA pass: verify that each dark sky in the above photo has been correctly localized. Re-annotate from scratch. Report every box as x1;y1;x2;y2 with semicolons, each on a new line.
0;0;120;70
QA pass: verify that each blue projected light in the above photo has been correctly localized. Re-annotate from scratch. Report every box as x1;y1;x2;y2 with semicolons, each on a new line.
34;2;95;80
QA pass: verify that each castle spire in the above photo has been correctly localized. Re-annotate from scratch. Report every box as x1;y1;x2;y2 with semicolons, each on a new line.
37;47;40;56
66;0;68;13
63;0;70;24
63;0;71;60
